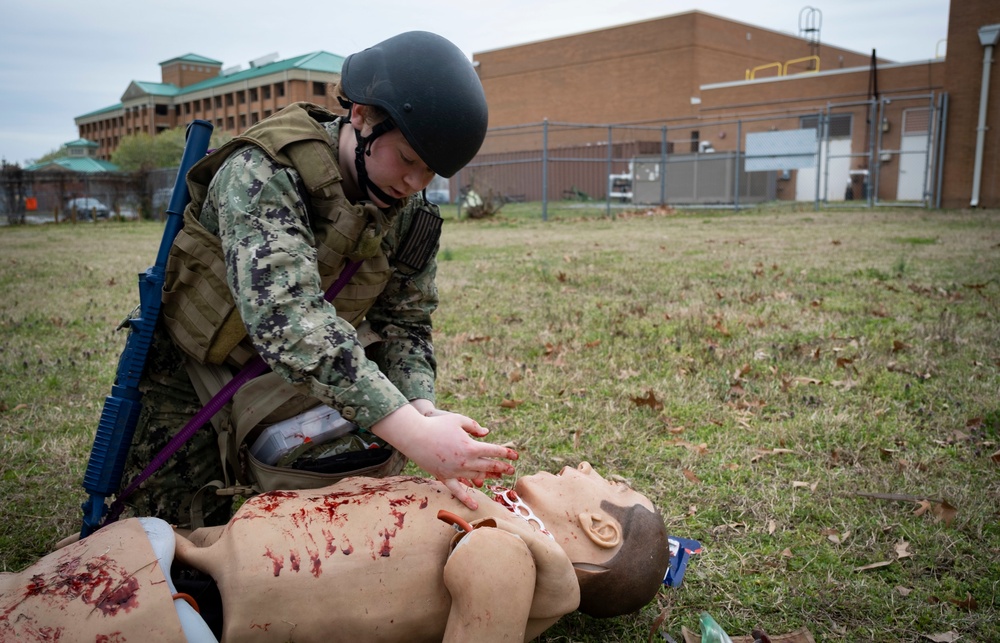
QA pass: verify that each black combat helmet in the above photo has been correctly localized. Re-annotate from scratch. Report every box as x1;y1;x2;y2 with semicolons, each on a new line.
340;31;488;179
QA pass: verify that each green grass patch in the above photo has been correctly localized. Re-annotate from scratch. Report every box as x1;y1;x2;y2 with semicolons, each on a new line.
2;209;999;641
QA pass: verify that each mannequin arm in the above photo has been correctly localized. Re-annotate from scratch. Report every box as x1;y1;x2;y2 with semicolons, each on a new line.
442;528;537;643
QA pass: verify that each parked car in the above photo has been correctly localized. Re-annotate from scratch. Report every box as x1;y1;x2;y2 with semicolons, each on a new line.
424;176;451;204
65;197;110;219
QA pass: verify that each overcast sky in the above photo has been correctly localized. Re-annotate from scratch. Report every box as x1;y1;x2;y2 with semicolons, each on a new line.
0;0;951;166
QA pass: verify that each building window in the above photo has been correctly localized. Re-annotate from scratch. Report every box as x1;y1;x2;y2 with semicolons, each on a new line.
239;114;247;128
215;96;222;109
183;103;191;115
250;87;258;101
264;109;272;119
313;81;326;96
275;82;285;97
800;113;852;138
203;98;211;111
237;90;246;104
251;112;259;124
263;85;271;99
226;94;234;107
216;118;223;127
690;130;700;153
226;116;235;130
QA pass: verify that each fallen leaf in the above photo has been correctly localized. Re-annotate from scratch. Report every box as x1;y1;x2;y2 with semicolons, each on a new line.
896;586;913;596
767;520;776;535
892;340;910;352
631;390;664;411
780;548;794;558
931;500;958;526
499;399;524;409
682;469;701;484
948;592;977;611
992;450;1000;465
855;560;892;572
913;499;932;517
895;540;913;559
12;403;28;412
921;632;960;642
467;335;492;343
508;371;523;383
792;480;819;492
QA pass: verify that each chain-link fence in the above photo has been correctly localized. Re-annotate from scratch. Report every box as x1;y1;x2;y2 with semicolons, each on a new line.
447;94;946;218
3;94;946;224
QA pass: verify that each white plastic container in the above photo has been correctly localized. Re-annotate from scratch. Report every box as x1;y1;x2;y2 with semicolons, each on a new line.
249;405;358;465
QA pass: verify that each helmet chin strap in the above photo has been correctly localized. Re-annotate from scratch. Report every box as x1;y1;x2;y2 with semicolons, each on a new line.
353;120;400;208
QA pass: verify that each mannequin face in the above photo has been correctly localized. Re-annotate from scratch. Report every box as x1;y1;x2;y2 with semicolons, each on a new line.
513;462;654;560
349;105;436;207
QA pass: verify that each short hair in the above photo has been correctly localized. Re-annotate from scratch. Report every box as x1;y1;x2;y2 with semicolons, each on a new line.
574;500;670;618
333;83;391;126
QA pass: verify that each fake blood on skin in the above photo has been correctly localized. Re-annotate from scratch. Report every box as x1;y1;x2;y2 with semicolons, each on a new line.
22;555;140;617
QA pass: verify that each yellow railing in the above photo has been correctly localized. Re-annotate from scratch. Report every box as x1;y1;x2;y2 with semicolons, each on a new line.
783;55;821;75
745;55;821;80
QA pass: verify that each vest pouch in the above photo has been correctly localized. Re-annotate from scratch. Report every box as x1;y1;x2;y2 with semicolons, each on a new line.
241;442;407;492
229;371;408;493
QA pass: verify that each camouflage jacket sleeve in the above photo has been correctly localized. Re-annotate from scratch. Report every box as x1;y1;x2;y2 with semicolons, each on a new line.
365;199;440;404
203;145;410;429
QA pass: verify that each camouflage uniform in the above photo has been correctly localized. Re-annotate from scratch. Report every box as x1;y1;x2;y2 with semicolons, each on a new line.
123;117;440;527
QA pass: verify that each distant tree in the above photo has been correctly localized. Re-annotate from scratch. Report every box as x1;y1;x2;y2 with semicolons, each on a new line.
112;127;234;171
27;148;65;166
112;132;161;172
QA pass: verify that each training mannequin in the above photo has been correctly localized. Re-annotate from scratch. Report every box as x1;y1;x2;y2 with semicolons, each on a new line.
1;463;669;642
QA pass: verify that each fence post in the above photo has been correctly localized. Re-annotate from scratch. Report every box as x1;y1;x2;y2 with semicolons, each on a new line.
814;110;824;211
541;119;549;221
660;126;667;205
874;99;885;205
606;125;613;219
920;91;935;208
734;119;743;211
934;93;949;209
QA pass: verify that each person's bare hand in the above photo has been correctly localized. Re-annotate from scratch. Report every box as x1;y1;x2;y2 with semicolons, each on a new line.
372;405;518;510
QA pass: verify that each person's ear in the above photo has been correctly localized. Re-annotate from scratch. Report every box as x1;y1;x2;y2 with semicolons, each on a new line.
349;103;369;131
577;512;622;549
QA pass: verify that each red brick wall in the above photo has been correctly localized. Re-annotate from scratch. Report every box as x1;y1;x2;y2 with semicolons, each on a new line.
475;9;875;146
941;0;1000;208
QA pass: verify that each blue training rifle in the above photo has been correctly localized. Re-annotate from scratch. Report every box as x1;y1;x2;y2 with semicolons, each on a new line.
80;119;214;538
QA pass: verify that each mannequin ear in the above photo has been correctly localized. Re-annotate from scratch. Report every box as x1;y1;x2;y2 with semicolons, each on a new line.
577;512;622;549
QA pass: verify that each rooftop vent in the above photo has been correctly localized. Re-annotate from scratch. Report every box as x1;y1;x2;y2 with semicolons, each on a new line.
249;53;279;68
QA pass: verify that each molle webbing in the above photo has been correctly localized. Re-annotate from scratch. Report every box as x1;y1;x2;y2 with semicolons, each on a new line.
162;102;398;366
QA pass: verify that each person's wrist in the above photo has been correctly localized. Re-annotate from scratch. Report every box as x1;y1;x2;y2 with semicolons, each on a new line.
409;398;435;416
370;404;423;448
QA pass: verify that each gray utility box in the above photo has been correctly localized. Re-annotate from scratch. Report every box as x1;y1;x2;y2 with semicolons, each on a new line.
631;152;776;205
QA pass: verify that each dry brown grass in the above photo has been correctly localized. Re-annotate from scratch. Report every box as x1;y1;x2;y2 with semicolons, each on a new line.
1;208;998;641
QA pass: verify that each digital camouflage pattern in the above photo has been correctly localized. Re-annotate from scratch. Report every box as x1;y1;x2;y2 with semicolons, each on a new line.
121;118;440;527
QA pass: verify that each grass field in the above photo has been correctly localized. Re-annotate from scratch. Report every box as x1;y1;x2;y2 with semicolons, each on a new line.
1;205;998;641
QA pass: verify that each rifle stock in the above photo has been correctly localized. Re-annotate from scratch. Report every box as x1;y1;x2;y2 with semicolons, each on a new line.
80;120;214;538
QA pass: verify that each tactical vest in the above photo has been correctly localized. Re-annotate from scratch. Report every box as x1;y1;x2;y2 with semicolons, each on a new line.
161;102;402;367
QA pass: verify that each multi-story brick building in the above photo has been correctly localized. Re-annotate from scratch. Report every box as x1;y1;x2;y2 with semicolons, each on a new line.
468;2;998;208
69;1;998;208
74;52;344;161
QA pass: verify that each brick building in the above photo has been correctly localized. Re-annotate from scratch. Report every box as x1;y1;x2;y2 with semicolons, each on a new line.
74;52;345;161
469;2;999;208
68;1;999;208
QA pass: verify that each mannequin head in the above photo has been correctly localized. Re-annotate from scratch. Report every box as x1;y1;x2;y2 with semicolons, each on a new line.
513;462;670;617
